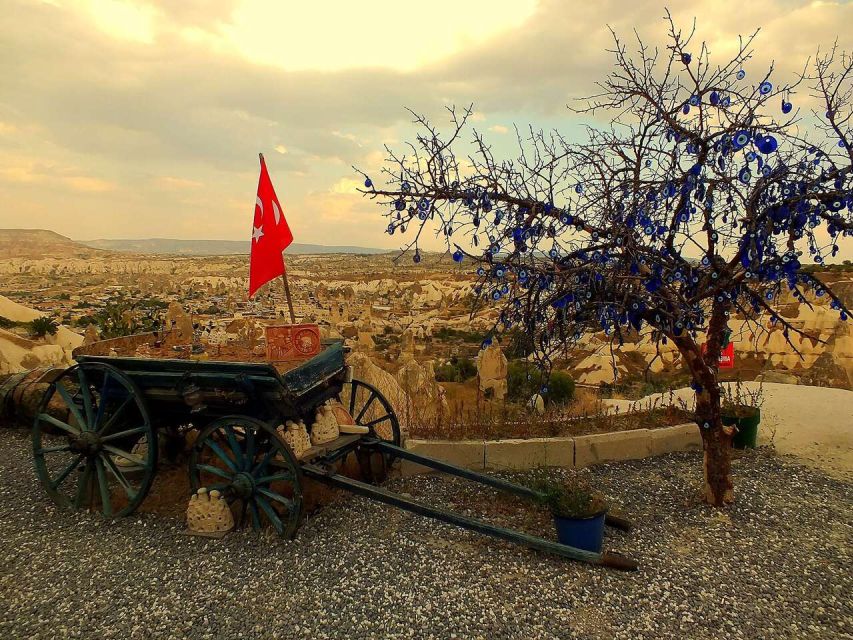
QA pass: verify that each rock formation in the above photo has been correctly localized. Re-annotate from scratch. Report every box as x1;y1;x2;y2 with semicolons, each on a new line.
476;342;508;400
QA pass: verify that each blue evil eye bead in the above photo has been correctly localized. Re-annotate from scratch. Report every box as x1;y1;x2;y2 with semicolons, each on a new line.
720;95;731;107
737;69;746;80
495;266;506;277
645;159;652;167
756;135;778;154
387;224;394;235
401;181;411;192
395;199;405;211
452;250;463;263
733;130;750;149
491;290;501;301
682;103;690;115
481;337;492;349
682;53;692;64
418;198;430;211
746;151;757;162
710;91;720;106
476;267;485;276
575;183;584;194
761;164;772;177
689;95;700;106
759;81;772;95
782;99;793;114
413;250;421;264
364;178;373;188
548;248;558;258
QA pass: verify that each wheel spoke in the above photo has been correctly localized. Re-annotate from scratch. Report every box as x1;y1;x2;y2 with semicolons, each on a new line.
245;426;256;462
95;457;112;517
196;463;234;481
38;413;80;436
100;426;147;443
50;454;84;489
102;444;142;465
257;487;293;511
251;447;278;476
97;395;135;436
94;371;112;429
255;495;284;535
222;426;244;470
239;499;249;527
256;473;292;485
37;444;72;454
250;500;261;529
348;385;357;415
74;462;93;509
205;440;239;473
53;384;86;432
364;414;392;428
77;368;95;430
355;392;377;424
101;453;137;500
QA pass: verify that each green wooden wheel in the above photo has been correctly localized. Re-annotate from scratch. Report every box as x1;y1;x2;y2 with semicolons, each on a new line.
338;379;401;481
32;362;157;518
188;416;303;539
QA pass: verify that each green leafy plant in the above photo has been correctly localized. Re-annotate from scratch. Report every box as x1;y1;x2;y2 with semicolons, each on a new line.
529;476;607;519
28;317;58;338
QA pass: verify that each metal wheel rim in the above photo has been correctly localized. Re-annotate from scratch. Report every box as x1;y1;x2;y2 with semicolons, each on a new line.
32;362;157;518
189;415;303;539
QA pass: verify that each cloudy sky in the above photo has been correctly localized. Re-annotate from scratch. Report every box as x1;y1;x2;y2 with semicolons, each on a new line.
1;0;852;250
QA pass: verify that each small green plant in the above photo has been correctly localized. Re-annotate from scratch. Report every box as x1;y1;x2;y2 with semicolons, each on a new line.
529;476;607;519
721;379;764;417
28;317;59;338
0;316;19;330
434;356;477;382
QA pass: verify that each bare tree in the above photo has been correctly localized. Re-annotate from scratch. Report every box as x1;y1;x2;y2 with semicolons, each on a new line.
357;14;853;506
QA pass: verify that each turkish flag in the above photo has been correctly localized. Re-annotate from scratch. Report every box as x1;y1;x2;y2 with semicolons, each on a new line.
249;154;293;298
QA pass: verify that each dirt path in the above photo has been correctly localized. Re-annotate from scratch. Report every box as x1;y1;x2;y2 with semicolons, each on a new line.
604;382;853;480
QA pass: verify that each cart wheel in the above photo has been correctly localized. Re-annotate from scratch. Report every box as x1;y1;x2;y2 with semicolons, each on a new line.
338;379;401;481
32;362;157;518
189;416;303;539
338;379;401;446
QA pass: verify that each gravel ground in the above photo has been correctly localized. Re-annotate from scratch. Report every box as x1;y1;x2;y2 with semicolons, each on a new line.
1;427;851;640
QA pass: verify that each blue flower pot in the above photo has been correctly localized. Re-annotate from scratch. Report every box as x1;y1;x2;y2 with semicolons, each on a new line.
554;510;607;553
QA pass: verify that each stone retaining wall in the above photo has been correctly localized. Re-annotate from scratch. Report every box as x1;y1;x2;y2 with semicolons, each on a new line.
401;423;701;475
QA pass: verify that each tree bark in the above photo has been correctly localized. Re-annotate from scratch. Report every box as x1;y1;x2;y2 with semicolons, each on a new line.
669;301;735;506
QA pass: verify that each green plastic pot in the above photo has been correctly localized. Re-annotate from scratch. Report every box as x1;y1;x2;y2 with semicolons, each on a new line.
722;407;761;449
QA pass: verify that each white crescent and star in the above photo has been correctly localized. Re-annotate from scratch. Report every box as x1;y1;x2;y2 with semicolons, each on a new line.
252;224;264;242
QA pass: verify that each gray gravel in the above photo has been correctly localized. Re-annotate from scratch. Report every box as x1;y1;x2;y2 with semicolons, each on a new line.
0;427;850;640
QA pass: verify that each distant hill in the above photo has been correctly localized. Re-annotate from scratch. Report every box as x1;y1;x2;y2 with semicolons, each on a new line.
81;238;389;256
0;229;108;259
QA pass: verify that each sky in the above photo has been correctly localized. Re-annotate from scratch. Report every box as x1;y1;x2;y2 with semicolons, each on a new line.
1;0;852;251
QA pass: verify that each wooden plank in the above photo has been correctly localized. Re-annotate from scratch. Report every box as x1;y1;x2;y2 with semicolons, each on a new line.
299;434;362;462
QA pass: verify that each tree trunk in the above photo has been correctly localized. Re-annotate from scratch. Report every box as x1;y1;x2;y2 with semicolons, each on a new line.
695;386;735;505
669;302;735;506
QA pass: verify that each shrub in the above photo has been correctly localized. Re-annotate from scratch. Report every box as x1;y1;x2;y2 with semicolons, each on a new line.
28;317;58;338
0;316;18;330
507;361;574;405
434;357;477;382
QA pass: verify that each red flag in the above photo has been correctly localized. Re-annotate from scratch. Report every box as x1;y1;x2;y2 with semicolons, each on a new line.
249;154;293;298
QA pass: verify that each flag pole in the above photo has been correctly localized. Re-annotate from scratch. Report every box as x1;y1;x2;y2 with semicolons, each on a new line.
281;271;296;324
258;152;296;324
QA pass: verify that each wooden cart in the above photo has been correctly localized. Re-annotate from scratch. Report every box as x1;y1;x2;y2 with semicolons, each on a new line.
31;337;637;570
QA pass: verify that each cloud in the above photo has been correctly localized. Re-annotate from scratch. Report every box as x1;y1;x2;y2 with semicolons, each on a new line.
0;0;851;252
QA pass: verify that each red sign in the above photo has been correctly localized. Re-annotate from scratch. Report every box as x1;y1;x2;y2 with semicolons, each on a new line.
701;342;735;369
265;324;321;361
